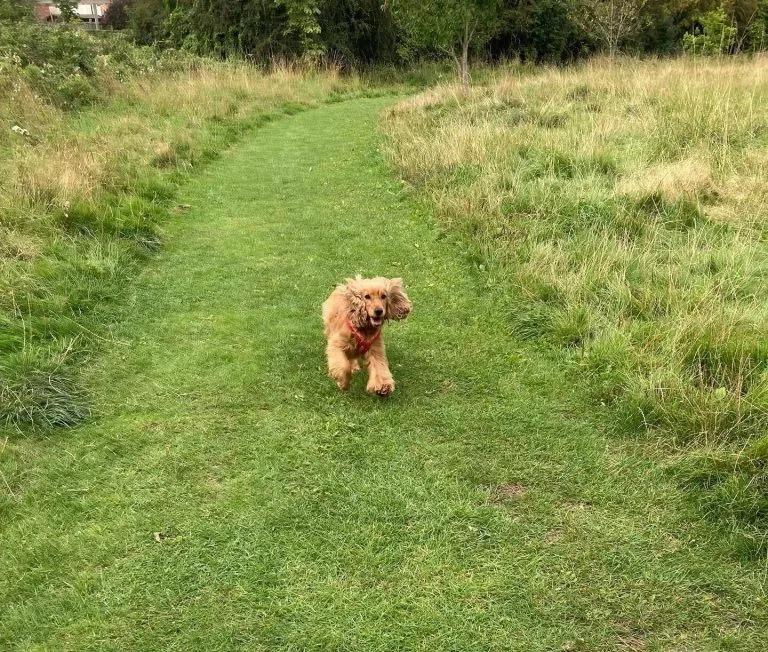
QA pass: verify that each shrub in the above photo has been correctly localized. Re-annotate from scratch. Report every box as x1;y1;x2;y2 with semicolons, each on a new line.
0;21;195;109
0;0;33;21
0;23;101;107
683;7;738;54
103;0;131;30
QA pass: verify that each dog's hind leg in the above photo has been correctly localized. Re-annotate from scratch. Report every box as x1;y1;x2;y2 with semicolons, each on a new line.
326;338;353;391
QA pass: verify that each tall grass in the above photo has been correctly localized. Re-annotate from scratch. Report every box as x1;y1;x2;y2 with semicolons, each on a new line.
383;56;768;550
1;50;373;431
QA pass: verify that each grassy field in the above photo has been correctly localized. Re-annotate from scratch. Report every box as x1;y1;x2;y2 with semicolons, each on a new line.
3;95;768;651
1;47;377;431
4;33;768;647
383;56;768;551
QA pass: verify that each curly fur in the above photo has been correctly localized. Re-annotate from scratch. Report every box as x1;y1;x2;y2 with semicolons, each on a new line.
322;276;412;395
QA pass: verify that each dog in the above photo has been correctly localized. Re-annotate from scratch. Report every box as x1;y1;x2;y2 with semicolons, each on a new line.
322;276;411;395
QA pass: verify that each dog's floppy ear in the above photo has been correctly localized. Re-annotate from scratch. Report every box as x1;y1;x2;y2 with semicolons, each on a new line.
343;277;368;328
386;278;411;321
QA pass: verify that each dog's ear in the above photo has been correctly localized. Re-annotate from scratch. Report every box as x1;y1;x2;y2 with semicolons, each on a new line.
343;277;368;328
386;278;412;321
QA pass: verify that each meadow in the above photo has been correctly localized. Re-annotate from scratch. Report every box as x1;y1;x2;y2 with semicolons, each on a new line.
383;56;768;549
4;20;768;648
4;92;768;652
0;27;377;430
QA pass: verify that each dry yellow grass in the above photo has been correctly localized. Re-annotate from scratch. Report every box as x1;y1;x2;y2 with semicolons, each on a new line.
2;63;360;217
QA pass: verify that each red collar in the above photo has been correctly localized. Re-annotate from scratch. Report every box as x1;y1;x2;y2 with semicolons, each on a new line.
346;319;381;355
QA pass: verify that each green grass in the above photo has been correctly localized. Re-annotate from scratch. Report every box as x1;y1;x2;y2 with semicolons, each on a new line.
0;59;382;431
2;96;768;651
382;56;768;550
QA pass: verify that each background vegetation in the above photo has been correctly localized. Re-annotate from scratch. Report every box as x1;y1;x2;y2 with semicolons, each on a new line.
108;0;768;66
382;56;768;553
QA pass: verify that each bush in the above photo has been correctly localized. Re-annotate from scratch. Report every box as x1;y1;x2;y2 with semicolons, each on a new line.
0;22;196;108
103;0;131;30
0;23;102;107
683;7;738;54
491;0;588;63
683;2;768;55
0;0;33;21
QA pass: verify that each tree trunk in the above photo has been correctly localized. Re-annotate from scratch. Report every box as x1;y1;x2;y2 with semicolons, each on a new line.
458;19;471;87
459;40;470;87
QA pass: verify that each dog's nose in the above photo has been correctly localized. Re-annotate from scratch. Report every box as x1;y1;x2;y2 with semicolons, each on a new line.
374;307;384;317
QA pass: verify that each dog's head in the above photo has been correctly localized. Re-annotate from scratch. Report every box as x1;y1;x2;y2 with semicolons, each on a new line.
344;276;412;329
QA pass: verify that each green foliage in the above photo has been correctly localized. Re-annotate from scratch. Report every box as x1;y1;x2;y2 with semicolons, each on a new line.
683;1;768;54
390;0;504;53
390;0;505;82
128;0;174;46
0;21;193;108
316;0;401;63
0;0;33;21
58;0;79;22
118;0;765;64
103;0;132;30
499;0;586;62
683;6;738;53
0;22;100;108
276;0;324;58
129;0;401;62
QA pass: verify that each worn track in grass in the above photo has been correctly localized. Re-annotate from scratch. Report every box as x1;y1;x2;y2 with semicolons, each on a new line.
2;97;767;650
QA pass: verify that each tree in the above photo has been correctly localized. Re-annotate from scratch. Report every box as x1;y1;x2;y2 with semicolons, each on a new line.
683;5;738;53
103;0;131;29
388;0;505;86
577;0;649;55
128;0;173;46
496;0;585;62
58;0;80;22
637;0;709;54
721;0;768;51
317;0;401;64
276;0;323;59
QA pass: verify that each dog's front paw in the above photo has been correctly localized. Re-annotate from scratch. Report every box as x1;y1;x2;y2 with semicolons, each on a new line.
367;379;395;397
334;376;350;391
330;371;350;391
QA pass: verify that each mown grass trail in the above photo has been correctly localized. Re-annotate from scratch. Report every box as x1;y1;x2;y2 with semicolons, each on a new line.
2;97;767;650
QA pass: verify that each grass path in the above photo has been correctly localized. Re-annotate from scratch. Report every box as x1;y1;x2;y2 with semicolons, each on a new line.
2;97;767;650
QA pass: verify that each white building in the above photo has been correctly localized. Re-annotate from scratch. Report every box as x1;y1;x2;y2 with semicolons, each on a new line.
35;2;112;28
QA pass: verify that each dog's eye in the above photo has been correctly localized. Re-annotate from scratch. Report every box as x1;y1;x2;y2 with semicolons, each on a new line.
364;294;371;300
381;294;387;300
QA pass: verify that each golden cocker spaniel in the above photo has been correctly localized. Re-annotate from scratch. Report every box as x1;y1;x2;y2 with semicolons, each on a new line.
322;276;411;395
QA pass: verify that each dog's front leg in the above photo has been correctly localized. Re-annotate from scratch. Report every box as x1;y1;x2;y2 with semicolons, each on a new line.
326;337;353;391
365;339;395;396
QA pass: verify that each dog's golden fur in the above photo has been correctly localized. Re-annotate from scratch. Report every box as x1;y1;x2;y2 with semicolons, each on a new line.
322;276;411;395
